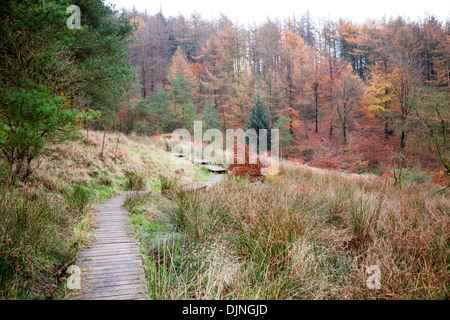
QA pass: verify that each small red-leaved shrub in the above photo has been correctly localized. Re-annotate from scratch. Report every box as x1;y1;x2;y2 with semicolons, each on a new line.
228;144;266;181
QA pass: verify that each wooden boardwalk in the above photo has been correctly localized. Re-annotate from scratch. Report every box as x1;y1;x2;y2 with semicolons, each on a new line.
204;165;228;173
171;153;187;158
194;159;212;165
76;192;148;300
180;174;227;192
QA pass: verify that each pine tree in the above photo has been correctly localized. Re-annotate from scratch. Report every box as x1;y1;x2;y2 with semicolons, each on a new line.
149;86;172;134
274;117;294;154
247;92;271;151
202;99;222;130
0;0;137;181
182;101;198;132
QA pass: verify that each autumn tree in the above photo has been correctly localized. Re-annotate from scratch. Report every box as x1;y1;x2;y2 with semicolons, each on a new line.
333;66;365;145
336;20;363;77
129;14;151;100
417;16;449;87
168;47;198;130
390;66;422;149
416;91;450;188
196;23;247;128
318;19;346;136
367;61;395;139
279;28;313;137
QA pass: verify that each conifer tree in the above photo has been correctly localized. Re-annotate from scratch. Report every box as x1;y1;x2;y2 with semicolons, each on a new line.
202;99;222;130
149;86;172;134
247;92;271;151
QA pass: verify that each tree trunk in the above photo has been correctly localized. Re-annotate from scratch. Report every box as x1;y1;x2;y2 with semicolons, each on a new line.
313;81;319;133
304;117;309;139
141;62;147;100
385;120;389;140
400;130;406;149
343;121;347;145
315;102;318;133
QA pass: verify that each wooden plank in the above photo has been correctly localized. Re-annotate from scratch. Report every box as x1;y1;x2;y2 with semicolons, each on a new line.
78;250;141;259
83;273;146;281
95;213;128;218
82;285;148;297
205;165;228;173
84;270;145;279
94;230;132;235
80;243;139;251
77;247;140;257
78;260;144;273
82;266;144;274
84;279;147;290
82;283;147;295
93;223;132;228
84;292;148;300
78;260;144;270
95;239;139;245
171;153;187;158
180;173;227;192
94;236;135;242
195;159;212;165
83;273;145;282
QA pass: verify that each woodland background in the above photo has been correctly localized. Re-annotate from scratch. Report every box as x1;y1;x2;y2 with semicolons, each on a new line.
118;8;449;179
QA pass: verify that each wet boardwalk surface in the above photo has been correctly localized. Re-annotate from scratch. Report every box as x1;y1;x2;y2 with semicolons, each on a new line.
76;193;148;300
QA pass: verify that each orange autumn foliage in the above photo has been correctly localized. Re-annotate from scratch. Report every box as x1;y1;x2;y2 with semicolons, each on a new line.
228;144;267;180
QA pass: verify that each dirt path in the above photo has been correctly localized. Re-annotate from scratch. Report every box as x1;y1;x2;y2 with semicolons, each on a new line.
76;192;148;300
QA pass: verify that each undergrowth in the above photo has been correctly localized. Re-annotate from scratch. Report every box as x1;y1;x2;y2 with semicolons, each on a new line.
126;162;449;300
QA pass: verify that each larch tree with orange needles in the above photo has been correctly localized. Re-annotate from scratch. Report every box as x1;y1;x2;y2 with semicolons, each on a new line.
333;65;365;145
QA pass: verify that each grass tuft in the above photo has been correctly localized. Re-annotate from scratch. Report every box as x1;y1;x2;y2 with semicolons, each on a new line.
124;170;148;191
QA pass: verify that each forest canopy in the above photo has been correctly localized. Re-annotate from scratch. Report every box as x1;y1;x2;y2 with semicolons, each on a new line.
0;1;449;178
120;8;448;176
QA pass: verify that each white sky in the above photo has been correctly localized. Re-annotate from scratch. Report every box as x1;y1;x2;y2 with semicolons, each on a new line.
106;0;449;24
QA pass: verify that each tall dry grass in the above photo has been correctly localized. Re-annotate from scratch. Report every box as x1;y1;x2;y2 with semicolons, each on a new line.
0;187;73;299
133;161;449;300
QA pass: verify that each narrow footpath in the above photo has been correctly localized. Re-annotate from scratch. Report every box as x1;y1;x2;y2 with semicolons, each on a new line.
76;192;148;300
